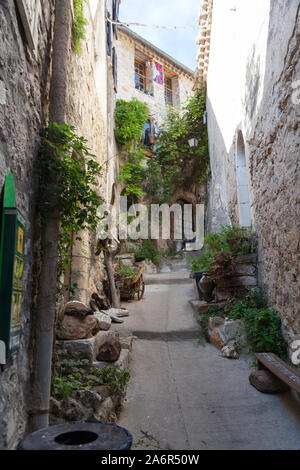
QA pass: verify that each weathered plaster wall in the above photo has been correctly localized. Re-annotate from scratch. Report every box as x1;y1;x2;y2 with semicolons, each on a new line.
0;0;54;449
203;0;300;345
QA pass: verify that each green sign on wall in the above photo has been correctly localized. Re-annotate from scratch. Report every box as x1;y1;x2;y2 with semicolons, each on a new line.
0;173;26;364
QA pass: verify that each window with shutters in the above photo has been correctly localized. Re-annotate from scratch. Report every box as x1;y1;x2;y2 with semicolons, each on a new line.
164;77;173;106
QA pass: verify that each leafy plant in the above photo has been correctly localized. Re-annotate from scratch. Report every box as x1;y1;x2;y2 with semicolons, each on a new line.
115;262;137;278
208;251;236;282
219;224;256;256
146;92;209;202
116;147;147;199
36;122;104;280
226;290;286;358
188;224;256;274
114;99;149;198
115;99;149;147
53;351;130;400
133;240;163;264
72;0;89;55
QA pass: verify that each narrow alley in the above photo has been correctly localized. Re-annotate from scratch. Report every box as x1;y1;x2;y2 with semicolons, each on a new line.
115;261;300;450
1;0;299;453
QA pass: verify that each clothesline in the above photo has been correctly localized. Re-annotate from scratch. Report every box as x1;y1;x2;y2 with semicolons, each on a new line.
106;18;200;30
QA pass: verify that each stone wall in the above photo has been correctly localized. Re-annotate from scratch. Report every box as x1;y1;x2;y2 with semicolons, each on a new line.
0;0;116;448
0;0;54;449
247;2;300;344
62;0;110;305
116;28;194;126
197;0;300;347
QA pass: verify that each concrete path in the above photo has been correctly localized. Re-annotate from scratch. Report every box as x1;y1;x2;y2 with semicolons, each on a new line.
114;266;300;450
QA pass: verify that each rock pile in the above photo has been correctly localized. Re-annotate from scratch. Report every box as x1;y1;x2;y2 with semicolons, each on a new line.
53;299;133;425
205;316;247;359
50;387;120;425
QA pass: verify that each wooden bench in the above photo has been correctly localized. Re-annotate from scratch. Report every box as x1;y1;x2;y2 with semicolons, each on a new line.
255;352;300;393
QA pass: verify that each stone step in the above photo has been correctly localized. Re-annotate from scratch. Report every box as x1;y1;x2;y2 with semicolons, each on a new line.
189;299;226;315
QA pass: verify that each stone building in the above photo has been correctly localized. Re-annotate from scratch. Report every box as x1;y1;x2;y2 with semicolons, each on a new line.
116;25;194;130
0;0;120;449
195;0;300;349
115;26;201;243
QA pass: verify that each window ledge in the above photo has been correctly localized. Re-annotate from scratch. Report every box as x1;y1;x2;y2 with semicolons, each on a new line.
135;88;154;98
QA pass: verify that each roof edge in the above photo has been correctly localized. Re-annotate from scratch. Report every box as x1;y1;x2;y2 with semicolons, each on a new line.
119;25;195;76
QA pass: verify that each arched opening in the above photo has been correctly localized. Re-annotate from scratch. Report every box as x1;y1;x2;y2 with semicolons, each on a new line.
236;131;252;227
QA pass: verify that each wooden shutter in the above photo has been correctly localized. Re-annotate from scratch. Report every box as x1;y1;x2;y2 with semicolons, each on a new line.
112;47;118;92
113;0;120;39
106;11;112;56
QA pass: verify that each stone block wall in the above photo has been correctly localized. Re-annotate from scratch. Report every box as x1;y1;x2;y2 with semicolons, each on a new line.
0;0;54;449
200;0;300;348
116;29;194;126
215;254;258;301
246;3;300;345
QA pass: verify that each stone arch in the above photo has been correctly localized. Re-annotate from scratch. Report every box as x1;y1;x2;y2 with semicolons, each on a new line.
236;131;252;227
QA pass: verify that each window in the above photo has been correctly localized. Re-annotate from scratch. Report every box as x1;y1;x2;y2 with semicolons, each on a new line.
164;77;173;105
134;60;146;92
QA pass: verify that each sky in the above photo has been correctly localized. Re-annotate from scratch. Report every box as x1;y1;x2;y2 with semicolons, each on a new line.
119;0;200;71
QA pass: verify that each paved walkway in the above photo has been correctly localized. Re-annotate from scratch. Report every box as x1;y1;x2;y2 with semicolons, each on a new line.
114;266;300;450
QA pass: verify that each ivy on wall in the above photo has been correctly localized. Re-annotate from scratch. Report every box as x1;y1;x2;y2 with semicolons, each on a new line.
114;99;149;198
146;92;209;203
36;122;104;278
72;0;89;55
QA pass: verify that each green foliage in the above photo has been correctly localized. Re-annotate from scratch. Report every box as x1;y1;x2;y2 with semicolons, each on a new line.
115;99;149;147
114;99;149;198
72;0;89;55
53;351;130;400
218;224;257;256
116;148;146;198
115;262;137;278
133;240;163;264
36;122;104;278
146;92;209;202
226;290;286;358
208;251;235;282
189;224;256;274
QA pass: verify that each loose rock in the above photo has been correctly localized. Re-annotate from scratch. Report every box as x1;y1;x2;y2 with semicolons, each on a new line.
57;314;101;340
60;397;86;421
63;300;92;318
94;312;112;330
97;338;121;362
221;342;239;359
91;385;112;400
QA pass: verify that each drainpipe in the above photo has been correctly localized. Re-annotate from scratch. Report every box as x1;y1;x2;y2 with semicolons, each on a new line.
30;0;72;431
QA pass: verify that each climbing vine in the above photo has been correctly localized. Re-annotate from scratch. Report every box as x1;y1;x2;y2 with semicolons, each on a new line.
114;99;149;198
146;92;209;202
72;0;89;55
36;122;104;277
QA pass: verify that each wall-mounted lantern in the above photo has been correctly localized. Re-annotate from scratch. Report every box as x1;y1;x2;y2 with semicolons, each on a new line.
0;173;26;364
188;135;199;148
